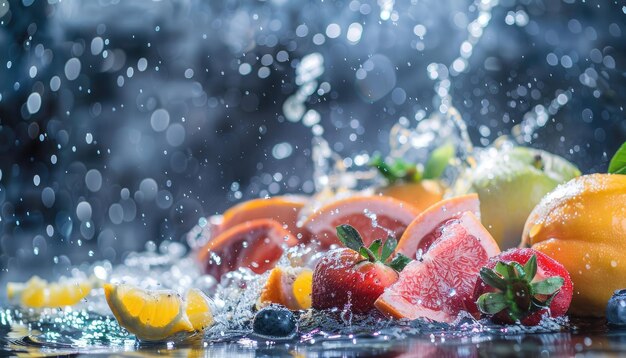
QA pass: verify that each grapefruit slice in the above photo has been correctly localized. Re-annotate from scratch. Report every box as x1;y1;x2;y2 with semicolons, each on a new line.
197;218;296;279
214;195;309;239
375;212;500;322
302;195;420;249
395;194;480;259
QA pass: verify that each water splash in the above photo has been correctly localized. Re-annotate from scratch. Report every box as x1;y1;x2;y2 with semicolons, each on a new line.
283;53;325;137
513;89;573;144
430;0;499;114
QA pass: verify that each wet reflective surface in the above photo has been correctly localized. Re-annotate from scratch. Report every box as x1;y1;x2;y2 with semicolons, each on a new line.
0;309;622;357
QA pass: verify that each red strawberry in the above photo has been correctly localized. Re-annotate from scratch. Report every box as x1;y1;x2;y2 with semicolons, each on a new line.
312;224;411;313
470;248;573;326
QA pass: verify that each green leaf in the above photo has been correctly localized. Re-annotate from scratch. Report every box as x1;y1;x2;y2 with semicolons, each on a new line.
506;263;519;279
368;239;383;260
511;262;526;281
531;277;564;295
369;154;420;183
388;253;412;272
543;290;561;306
530;297;551;311
359;246;378;262
336;224;364;252
381;236;397;262
477;292;508;315
370;154;397;182
523;255;537;282
608;142;626;175
495;262;512;279
423;143;455;180
479;268;507;291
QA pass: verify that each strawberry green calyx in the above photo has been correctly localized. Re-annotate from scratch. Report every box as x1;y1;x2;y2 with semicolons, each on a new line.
336;224;412;272
369;155;421;184
369;143;455;184
477;255;564;322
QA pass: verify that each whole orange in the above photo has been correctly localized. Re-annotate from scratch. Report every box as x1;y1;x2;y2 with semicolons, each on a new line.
378;180;444;212
522;173;626;316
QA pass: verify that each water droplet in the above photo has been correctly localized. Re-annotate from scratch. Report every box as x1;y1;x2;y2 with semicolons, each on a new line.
137;57;148;71
50;76;61;91
41;187;55;208
238;63;252;75
166;123;186;147
325;23;341;39
85;169;102;192
64;57;81;81
139;178;158;200
150;108;170;132
90;37;104;55
26;92;41;114
76;201;92;221
272;142;293;160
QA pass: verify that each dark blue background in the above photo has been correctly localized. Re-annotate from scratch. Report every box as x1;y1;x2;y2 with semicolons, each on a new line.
0;0;624;281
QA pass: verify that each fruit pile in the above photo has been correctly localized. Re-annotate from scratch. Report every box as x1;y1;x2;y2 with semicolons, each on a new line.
5;142;626;342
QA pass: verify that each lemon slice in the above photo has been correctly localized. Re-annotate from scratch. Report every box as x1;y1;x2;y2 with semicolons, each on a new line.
185;288;214;331
104;284;214;342
7;276;96;308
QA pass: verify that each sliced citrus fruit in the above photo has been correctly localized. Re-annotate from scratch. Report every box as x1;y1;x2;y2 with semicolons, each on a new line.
302;195;420;249
216;195;309;239
375;212;500;322
197;218;296;279
257;266;313;310
7;275;97;308
104;284;193;341
104;284;213;341
185;288;215;331
378;180;444;212
395;194;480;259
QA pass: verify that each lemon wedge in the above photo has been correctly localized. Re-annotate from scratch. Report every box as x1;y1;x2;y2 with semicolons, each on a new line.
7;275;97;308
185;288;214;331
104;284;214;341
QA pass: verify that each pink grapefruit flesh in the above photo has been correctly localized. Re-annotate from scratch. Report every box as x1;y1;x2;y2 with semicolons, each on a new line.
375;211;500;322
395;194;480;259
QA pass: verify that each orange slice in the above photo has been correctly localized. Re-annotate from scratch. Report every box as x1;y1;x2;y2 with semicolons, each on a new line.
257;266;313;310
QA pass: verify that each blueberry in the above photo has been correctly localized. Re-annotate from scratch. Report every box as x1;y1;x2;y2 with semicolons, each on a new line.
607;289;626;327
252;305;298;338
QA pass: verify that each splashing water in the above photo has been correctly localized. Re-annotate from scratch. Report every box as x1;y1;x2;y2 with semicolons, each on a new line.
2;0;625;356
430;0;499;115
283;53;325;137
513;89;573;144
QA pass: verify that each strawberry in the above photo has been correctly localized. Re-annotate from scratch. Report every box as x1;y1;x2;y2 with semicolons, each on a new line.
311;224;411;313
470;248;573;326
